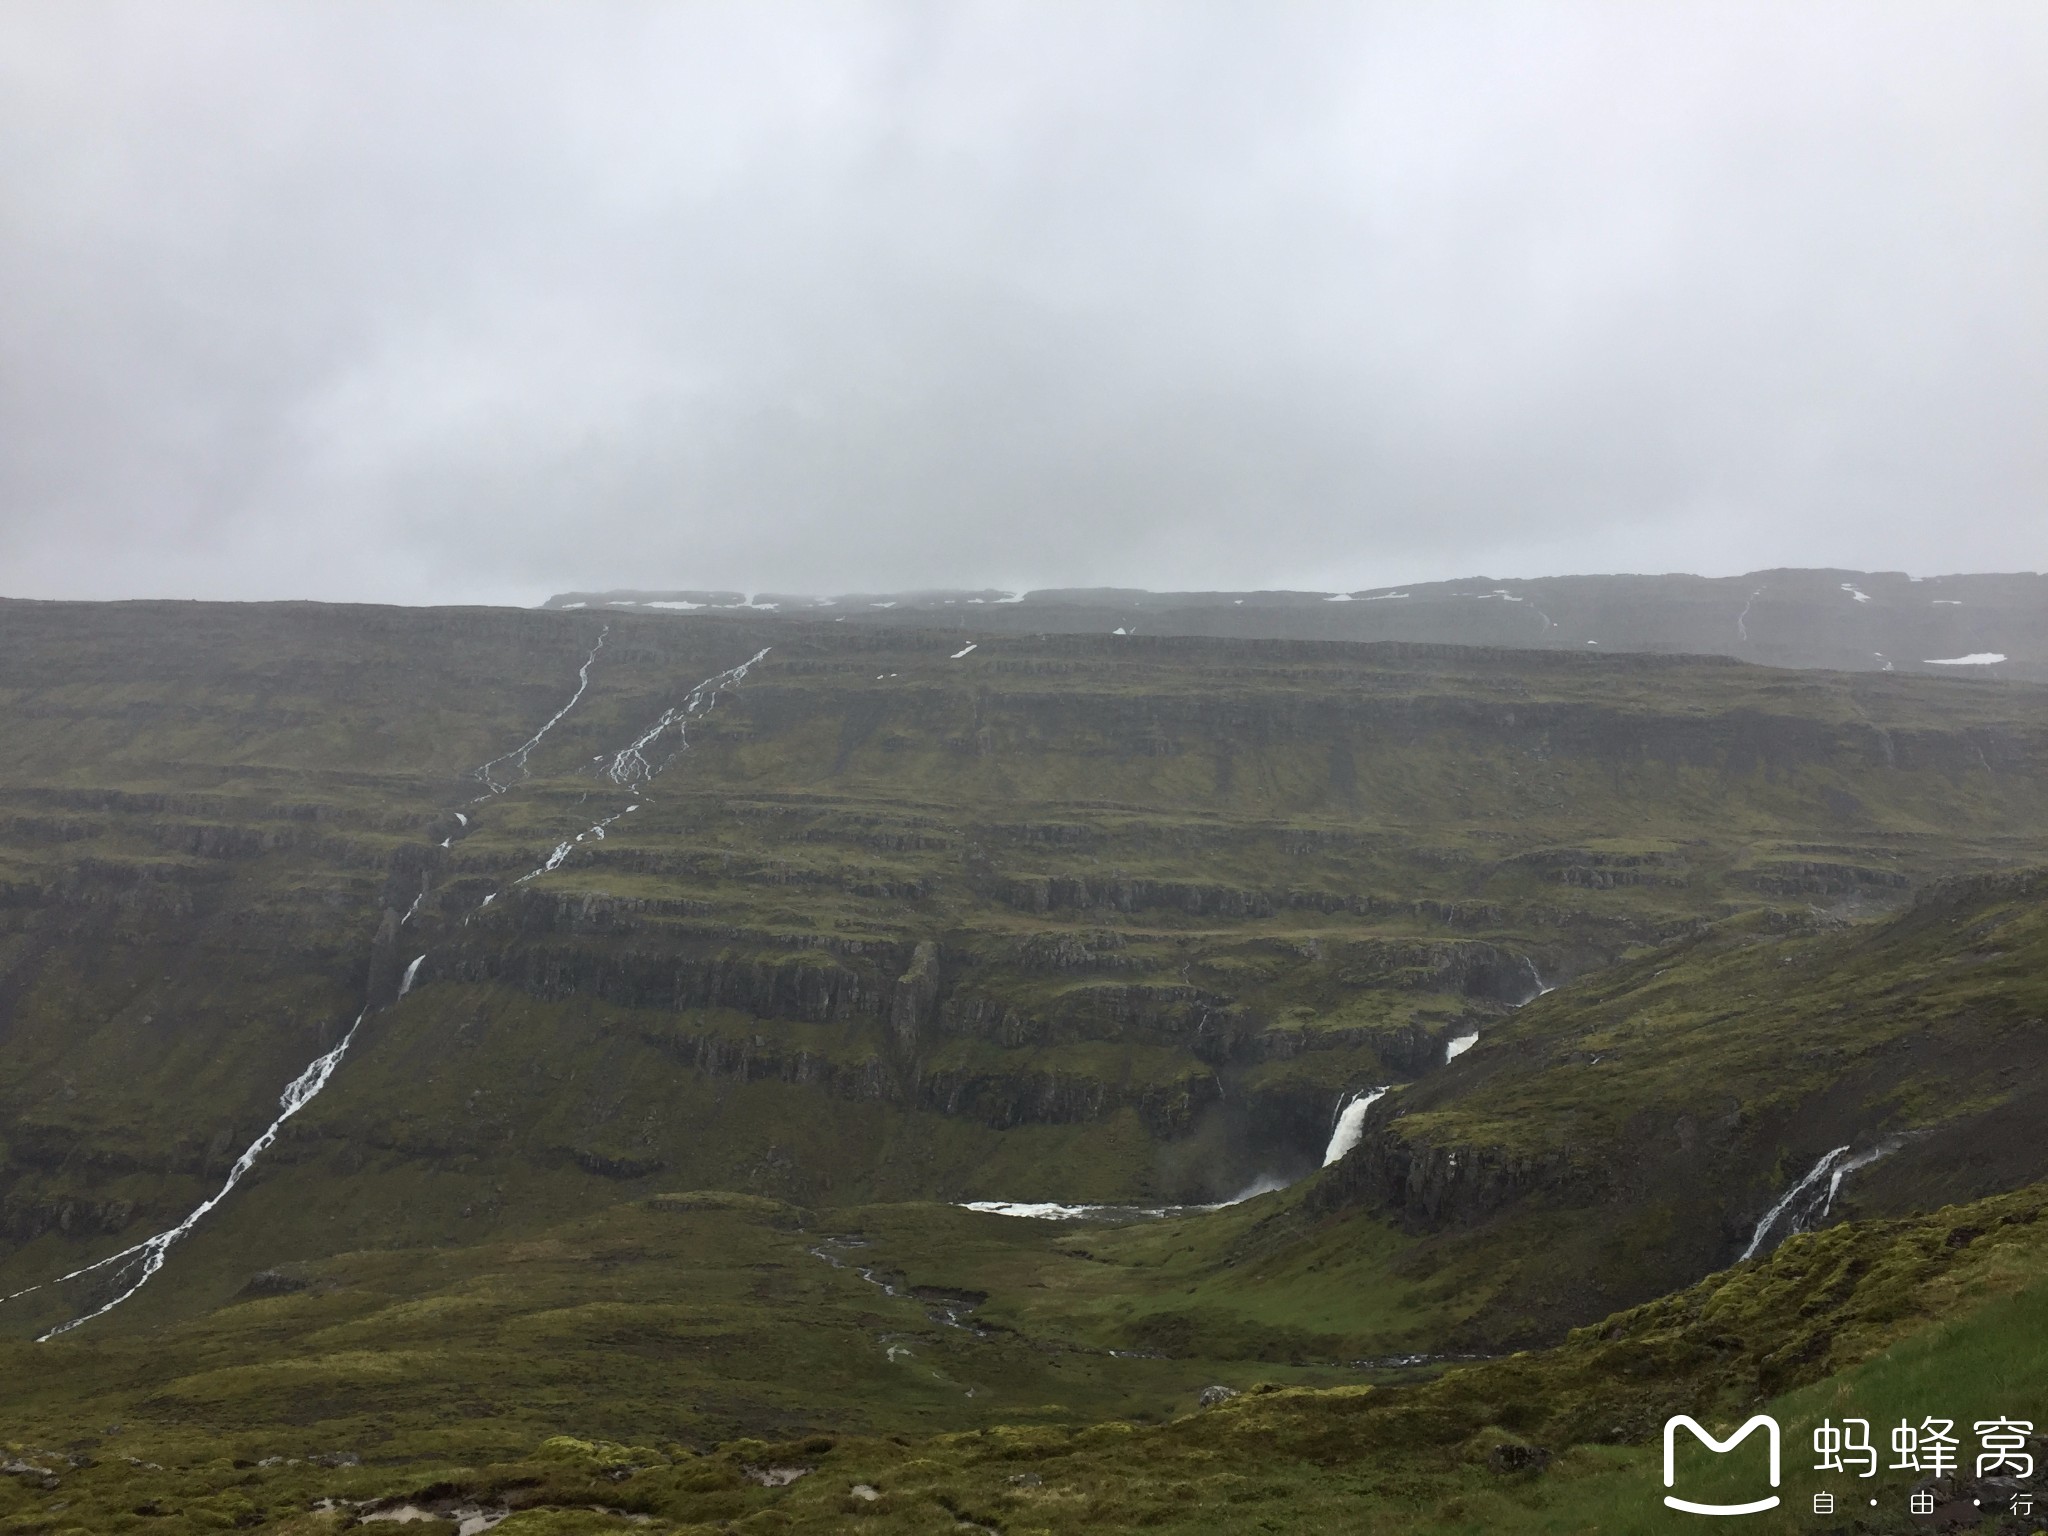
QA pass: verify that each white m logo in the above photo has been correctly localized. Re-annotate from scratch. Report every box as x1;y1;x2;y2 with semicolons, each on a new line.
1662;1414;1781;1515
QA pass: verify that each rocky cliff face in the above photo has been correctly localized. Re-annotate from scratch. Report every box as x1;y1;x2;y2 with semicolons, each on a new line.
1307;1120;1592;1227
890;940;942;1052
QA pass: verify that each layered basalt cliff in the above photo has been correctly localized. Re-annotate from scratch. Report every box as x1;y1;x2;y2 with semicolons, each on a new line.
3;597;2048;1328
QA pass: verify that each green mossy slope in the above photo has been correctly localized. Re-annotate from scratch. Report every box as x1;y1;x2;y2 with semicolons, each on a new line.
0;1182;2040;1533
1302;868;2048;1340
1;600;2047;1535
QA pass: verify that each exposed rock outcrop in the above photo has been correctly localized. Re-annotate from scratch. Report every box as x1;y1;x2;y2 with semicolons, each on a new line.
891;941;941;1053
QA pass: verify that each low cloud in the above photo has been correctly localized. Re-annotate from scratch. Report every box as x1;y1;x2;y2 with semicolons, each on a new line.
2;2;2043;603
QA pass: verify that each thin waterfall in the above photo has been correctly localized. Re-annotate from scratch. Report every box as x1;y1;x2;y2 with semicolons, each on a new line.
605;647;772;785
1740;1146;1850;1261
7;640;774;1340
1820;1140;1900;1220
27;1010;369;1339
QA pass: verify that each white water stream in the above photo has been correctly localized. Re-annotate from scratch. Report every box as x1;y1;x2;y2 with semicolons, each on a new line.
605;647;771;786
8;639;773;1339
1322;1087;1391;1167
473;627;608;793
1739;1145;1850;1262
15;1010;368;1339
961;1173;1295;1223
1744;1138;1905;1262
1820;1141;1896;1216
512;808;630;887
960;1201;1194;1222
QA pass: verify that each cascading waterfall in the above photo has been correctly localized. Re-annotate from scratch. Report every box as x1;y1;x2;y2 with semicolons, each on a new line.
512;806;634;887
1739;1145;1850;1261
1821;1140;1897;1216
1742;1139;1905;1266
605;646;771;786
1322;1086;1390;1166
1739;1139;1902;1263
5;640;775;1340
472;626;609;794
17;1010;368;1339
1736;589;1763;643
1434;953;1553;1068
498;647;767;901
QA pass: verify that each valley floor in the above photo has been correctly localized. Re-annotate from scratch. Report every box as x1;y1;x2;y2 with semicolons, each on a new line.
2;1181;2045;1533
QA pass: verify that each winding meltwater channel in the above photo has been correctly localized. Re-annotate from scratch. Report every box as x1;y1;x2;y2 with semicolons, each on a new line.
1;634;773;1339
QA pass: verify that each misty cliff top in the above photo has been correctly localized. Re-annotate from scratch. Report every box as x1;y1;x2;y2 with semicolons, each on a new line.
544;567;2048;681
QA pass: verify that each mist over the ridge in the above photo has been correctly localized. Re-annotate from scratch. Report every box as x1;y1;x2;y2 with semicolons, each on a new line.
2;2;2043;605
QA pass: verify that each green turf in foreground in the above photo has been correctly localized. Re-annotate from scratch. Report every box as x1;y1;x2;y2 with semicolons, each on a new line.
2;1182;2043;1533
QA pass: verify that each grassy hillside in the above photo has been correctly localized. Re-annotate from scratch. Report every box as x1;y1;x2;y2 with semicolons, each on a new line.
0;1179;2040;1532
4;602;2047;1311
1293;868;2048;1342
1;598;2046;1532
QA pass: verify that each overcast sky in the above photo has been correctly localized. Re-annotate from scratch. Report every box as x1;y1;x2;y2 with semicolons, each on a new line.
2;2;2043;606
